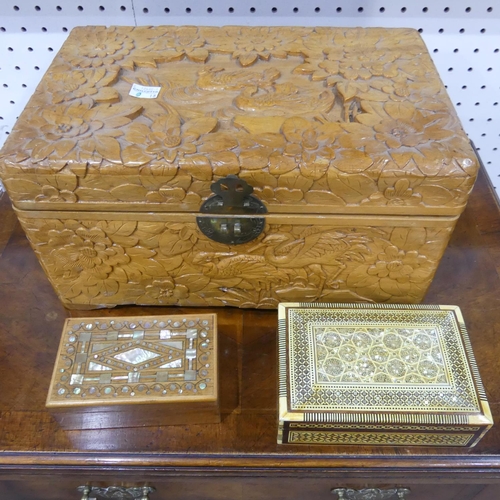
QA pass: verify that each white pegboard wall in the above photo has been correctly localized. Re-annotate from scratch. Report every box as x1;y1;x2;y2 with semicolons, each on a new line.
0;0;499;194
2;0;498;30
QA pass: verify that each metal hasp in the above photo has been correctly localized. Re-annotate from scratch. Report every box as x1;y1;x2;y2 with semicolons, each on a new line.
196;175;267;245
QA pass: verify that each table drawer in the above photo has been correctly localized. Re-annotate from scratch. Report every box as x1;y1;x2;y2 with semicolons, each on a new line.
0;475;238;500
242;477;497;500
0;474;499;500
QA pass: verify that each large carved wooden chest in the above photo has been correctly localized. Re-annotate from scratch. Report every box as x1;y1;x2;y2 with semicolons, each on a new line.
0;26;479;309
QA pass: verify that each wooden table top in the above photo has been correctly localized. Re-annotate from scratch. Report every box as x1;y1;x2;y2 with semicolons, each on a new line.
1;167;500;476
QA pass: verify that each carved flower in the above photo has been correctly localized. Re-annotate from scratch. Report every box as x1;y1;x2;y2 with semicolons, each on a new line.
339;61;373;80
35;185;78;203
43;69;119;104
17;100;142;166
376;77;413;101
67;29;134;68
49;227;129;279
374;102;454;149
385;79;449;113
233;29;287;66
204;26;291;67
346;227;435;300
129;125;188;163
391;80;412;99
389;134;477;180
300;30;338;52
293;47;344;85
147;26;209;62
144;278;189;303
355;48;401;66
125;114;217;164
39;106;95;141
367;246;430;290
282;117;336;180
398;57;435;78
337;123;387;156
327;28;425;80
361;61;399;79
347;49;400;79
383;179;422;206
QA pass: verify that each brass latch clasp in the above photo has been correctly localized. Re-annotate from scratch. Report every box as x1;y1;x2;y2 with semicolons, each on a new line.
196;175;267;245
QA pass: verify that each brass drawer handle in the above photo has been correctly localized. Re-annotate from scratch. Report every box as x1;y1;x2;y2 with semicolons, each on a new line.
332;488;411;500
78;486;155;500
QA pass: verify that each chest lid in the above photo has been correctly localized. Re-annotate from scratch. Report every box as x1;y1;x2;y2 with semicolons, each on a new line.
0;26;478;216
278;303;492;446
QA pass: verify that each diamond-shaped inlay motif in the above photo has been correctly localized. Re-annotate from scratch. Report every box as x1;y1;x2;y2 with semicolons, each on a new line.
114;348;160;365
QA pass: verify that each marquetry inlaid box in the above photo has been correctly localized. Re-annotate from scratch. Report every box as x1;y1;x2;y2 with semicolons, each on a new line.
0;26;480;309
46;313;219;429
278;303;493;447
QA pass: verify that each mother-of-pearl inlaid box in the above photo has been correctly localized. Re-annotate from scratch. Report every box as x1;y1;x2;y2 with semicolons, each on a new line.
46;313;219;429
278;303;492;447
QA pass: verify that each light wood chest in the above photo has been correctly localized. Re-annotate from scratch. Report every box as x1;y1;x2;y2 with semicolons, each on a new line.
0;26;479;309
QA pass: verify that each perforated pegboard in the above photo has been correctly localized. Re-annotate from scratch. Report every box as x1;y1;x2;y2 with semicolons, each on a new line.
0;0;499;194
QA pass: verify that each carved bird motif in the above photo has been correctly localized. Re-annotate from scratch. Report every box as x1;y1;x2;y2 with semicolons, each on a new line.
196;67;281;91
234;83;335;115
192;251;288;290
249;229;371;292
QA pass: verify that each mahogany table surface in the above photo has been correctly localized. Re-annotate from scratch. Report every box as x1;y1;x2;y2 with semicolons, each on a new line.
1;168;500;500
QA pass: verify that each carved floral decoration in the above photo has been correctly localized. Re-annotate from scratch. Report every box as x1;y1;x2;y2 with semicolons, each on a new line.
382;179;422;206
18;216;451;308
66;28;135;68
346;227;439;301
144;278;189;304
124;112;217;164
45;225;130;299
202;26;301;67
39;68;120;105
35;185;77;203
372;103;454;149
281;117;336;181
5;100;142;168
0;26;478;215
155;26;210;63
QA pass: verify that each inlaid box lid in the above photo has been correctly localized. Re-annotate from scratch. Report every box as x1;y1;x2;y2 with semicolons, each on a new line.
278;303;492;445
47;313;217;408
0;26;478;216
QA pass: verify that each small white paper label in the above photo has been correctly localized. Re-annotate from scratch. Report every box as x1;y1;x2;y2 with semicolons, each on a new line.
129;83;161;99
